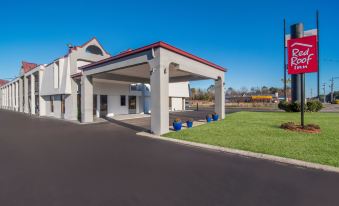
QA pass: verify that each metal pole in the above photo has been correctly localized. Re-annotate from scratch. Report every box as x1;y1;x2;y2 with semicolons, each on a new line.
323;83;326;103
330;78;334;103
284;18;287;101
301;73;305;127
316;10;320;100
291;23;304;102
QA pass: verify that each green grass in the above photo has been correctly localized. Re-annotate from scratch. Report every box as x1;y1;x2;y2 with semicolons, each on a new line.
164;112;339;167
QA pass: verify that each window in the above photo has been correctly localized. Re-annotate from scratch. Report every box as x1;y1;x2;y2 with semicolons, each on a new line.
86;45;103;56
61;95;65;114
50;96;54;113
130;84;137;91
120;95;126;106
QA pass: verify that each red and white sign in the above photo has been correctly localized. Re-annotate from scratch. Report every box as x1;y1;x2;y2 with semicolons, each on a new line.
288;35;318;74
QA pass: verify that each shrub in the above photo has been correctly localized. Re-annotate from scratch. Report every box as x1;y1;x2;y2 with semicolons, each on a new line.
186;118;193;122
280;122;297;129
290;102;302;112
173;118;181;123
304;123;320;130
278;100;290;112
306;100;323;112
279;100;323;112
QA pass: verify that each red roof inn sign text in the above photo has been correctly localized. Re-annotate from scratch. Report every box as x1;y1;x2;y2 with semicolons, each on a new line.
287;35;318;74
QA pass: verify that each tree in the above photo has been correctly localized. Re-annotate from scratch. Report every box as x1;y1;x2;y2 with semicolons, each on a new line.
240;87;248;94
226;87;236;96
207;84;215;94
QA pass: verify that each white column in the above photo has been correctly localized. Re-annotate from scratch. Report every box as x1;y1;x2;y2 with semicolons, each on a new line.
38;70;46;116
81;75;93;123
96;95;100;118
11;84;14;110
24;76;29;113
215;76;225;120
15;81;19;111
4;87;6;109
30;74;35;115
0;88;3;109
150;63;169;135
12;84;15;110
19;78;23;112
7;86;9;109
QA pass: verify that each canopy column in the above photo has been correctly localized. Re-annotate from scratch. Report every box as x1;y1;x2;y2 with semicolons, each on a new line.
150;62;169;135
81;75;94;123
214;76;225;119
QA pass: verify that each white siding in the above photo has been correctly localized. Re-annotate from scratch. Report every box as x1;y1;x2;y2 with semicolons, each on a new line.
169;82;189;97
93;80;142;116
171;97;184;111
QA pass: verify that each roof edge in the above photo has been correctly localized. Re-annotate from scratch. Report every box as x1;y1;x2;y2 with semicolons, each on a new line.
80;41;227;72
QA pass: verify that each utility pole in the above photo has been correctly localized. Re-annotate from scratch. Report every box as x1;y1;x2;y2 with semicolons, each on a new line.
322;83;326;103
330;78;335;103
330;77;339;102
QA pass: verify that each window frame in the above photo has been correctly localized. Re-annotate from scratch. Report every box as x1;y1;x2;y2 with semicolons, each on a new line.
120;95;126;106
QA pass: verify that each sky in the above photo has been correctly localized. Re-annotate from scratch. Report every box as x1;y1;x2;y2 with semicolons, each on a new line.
0;0;338;97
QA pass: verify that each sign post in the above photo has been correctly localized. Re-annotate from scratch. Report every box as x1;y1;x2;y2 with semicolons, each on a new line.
288;29;318;127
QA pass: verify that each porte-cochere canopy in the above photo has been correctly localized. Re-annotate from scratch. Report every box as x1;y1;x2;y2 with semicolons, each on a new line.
78;41;227;135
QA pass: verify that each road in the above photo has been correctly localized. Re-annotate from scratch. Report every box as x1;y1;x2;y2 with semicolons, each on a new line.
1;109;339;206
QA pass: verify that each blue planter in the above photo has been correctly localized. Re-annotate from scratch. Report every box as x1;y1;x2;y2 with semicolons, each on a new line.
186;121;193;128
173;122;182;131
206;117;212;123
212;114;219;121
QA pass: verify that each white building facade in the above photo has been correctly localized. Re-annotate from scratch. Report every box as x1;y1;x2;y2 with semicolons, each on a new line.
0;38;192;127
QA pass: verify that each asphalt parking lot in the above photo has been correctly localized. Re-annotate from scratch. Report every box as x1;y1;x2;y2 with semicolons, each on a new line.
1;109;339;206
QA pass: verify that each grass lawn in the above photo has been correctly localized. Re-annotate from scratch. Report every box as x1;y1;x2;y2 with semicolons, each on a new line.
164;112;339;167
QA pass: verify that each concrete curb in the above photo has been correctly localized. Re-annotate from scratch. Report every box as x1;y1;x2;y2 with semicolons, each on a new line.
136;132;339;174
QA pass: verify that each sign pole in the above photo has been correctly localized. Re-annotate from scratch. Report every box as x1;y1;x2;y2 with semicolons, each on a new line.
283;18;287;101
301;73;305;127
290;23;304;102
316;10;320;100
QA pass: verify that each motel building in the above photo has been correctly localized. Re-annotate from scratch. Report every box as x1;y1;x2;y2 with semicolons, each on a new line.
0;38;226;135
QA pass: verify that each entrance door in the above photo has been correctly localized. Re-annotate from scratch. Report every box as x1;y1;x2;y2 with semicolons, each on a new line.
61;95;65;119
100;95;108;117
128;96;137;114
93;95;97;116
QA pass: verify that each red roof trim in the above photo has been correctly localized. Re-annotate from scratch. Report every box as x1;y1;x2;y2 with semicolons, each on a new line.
71;72;83;78
21;61;38;73
0;79;9;86
81;41;226;72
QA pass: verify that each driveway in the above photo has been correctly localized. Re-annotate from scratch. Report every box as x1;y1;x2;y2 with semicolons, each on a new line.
1;109;339;206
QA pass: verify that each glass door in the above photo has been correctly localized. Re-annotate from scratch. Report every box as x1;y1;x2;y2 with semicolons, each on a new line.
128;96;136;114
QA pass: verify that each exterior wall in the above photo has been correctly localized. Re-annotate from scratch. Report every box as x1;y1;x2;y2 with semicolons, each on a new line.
171;97;184;111
93;79;142;117
43;95;62;118
169;82;189;98
69;39;110;75
40;58;71;96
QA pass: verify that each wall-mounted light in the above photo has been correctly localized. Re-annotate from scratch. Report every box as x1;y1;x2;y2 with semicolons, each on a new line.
164;67;167;74
150;68;155;76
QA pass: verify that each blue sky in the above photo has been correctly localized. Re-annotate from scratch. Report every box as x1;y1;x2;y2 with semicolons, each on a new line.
1;0;338;96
